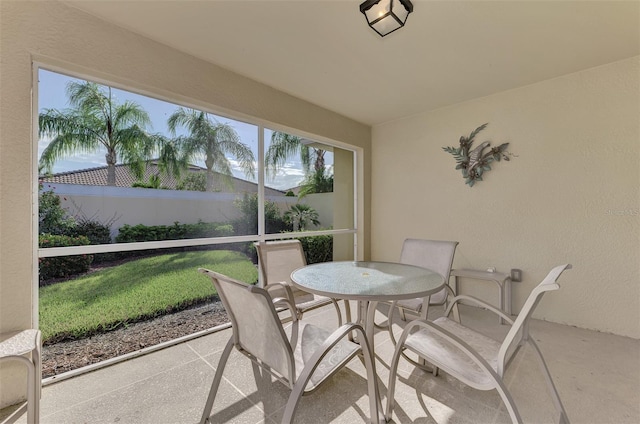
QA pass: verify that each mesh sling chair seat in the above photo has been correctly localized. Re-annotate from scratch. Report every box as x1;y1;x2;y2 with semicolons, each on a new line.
255;240;350;325
385;264;572;424
198;269;380;424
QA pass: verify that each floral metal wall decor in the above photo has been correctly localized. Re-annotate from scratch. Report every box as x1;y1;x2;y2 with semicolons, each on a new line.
442;123;512;187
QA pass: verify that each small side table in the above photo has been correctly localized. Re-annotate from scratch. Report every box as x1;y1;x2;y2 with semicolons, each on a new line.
450;269;512;324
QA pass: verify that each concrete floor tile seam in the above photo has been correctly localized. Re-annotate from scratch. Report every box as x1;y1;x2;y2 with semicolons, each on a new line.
185;341;226;368
38;356;212;420
38;389;109;421
132;355;210;386
38;377;149;420
214;362;286;418
373;334;394;351
259;410;282;424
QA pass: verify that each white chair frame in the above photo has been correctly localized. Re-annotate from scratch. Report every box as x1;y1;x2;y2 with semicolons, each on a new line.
255;240;350;325
386;239;458;323
0;329;41;424
198;268;380;424
386;264;572;424
382;239;459;361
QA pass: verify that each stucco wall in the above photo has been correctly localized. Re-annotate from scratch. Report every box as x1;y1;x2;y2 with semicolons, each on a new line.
371;56;640;338
0;0;370;407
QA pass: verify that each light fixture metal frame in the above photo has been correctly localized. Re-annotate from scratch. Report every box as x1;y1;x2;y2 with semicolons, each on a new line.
359;0;414;37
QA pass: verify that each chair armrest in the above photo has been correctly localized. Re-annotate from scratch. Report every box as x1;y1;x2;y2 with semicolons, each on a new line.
265;281;296;303
444;294;514;325
266;282;300;320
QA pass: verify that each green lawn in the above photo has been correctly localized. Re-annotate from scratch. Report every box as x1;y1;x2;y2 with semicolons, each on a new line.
39;250;257;343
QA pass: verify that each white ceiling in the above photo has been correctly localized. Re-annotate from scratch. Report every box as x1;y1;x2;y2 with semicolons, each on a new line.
67;1;639;126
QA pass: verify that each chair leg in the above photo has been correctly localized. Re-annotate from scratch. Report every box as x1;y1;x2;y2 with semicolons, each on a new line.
281;385;304;424
200;337;234;424
494;379;523;424
528;339;570;424
34;331;41;424
26;361;36;424
399;307;407;322
1;355;39;424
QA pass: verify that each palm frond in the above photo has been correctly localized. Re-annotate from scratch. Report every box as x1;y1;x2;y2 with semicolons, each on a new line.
266;132;303;179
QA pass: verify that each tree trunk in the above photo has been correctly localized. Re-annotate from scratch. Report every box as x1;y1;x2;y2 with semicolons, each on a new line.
105;150;117;186
205;152;215;192
314;149;325;172
206;170;215;192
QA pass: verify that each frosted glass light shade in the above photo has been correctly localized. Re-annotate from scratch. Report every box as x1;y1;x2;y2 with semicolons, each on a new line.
360;0;413;37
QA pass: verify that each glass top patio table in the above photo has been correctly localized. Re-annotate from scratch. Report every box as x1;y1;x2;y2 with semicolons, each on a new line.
290;260;445;301
291;261;444;420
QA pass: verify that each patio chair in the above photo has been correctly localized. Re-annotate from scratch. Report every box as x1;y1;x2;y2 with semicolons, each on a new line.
255;240;350;325
381;239;458;334
0;329;41;424
197;268;380;424
385;264;572;424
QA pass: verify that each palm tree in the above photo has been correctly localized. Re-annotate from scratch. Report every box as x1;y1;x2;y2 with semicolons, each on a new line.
166;108;255;192
297;166;334;198
39;81;155;186
265;132;331;194
284;204;320;231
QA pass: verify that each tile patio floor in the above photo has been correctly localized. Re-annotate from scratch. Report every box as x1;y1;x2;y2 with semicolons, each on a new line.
7;303;640;423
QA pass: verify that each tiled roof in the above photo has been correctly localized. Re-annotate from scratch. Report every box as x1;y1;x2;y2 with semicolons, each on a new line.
40;161;284;195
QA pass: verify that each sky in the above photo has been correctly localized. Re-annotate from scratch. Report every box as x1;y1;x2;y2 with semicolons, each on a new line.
37;69;330;190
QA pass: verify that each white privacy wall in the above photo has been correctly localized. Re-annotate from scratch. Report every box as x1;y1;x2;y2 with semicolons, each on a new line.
43;184;333;239
371;57;640;338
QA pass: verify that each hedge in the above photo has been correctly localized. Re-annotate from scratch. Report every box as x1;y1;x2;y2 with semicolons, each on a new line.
115;221;234;243
299;234;333;264
39;234;93;281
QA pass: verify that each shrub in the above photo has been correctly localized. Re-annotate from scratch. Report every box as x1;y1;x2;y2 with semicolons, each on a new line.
39;234;93;282
233;193;289;235
116;221;234;243
67;219;112;245
284;204;320;231
298;234;333;264
39;185;75;235
66;218;115;263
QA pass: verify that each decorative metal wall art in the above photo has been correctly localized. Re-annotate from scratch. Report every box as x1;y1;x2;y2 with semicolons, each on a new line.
442;123;511;187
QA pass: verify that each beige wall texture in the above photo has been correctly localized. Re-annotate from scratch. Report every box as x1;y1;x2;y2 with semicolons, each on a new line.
371;56;640;339
0;1;370;407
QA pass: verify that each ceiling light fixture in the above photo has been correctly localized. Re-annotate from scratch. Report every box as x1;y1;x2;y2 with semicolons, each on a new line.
359;0;413;37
